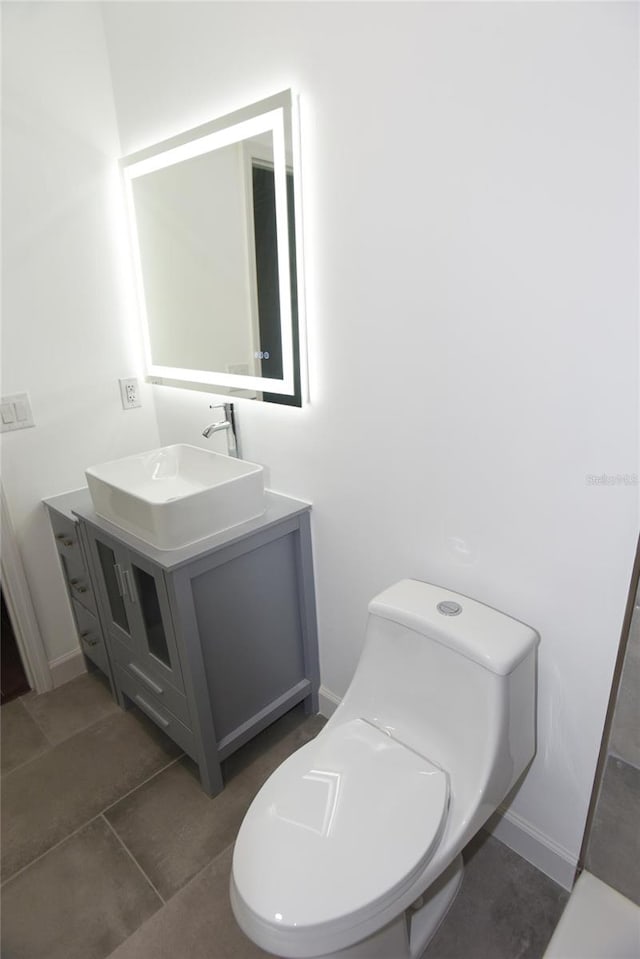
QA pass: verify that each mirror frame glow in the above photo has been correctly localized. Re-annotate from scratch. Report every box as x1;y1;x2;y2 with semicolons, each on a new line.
120;90;304;400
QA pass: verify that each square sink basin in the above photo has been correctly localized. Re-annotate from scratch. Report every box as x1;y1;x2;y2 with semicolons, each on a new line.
85;444;265;550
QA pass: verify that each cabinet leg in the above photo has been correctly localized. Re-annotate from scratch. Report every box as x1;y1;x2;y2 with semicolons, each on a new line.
304;688;319;716
116;687;131;711
198;755;224;797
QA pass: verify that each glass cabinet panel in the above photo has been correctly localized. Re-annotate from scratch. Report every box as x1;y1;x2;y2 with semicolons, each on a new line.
132;565;171;667
96;541;129;633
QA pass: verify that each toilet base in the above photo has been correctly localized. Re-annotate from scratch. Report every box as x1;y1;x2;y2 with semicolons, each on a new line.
407;854;464;957
316;855;464;959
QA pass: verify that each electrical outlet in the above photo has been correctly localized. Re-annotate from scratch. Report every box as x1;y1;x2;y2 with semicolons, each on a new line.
119;377;142;410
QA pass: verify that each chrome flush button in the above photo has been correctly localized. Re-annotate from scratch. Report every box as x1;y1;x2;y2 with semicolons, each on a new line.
437;600;462;616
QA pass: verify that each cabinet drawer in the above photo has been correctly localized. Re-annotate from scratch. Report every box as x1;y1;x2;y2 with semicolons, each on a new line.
50;513;84;574
114;663;196;760
72;600;109;675
50;514;98;616
109;635;191;727
65;570;98;617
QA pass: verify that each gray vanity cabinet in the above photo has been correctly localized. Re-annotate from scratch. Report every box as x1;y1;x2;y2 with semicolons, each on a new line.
44;497;116;695
75;492;320;796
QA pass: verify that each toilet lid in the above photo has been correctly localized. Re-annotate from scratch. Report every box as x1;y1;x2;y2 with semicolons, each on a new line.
232;718;450;933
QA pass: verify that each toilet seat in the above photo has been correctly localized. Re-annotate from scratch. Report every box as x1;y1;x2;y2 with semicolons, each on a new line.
231;718;450;947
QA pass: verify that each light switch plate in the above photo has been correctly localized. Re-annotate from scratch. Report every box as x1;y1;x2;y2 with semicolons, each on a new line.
0;393;35;432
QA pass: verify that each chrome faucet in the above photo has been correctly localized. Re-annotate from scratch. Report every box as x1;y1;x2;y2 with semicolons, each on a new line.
202;403;239;457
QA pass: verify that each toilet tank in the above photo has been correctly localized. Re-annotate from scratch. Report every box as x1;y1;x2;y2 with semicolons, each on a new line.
335;580;540;809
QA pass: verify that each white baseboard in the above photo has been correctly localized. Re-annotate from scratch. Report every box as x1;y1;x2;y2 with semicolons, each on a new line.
485;805;577;891
49;648;87;688
317;683;578;891
318;684;341;718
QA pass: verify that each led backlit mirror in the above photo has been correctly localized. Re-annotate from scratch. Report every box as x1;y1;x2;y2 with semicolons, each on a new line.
121;90;304;405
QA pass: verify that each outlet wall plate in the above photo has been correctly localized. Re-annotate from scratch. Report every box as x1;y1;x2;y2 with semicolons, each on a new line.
119;377;141;410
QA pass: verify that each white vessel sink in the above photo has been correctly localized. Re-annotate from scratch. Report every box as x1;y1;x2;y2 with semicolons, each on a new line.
85;444;265;550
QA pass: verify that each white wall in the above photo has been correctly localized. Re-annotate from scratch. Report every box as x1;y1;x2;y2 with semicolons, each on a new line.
1;3;160;671
102;1;638;886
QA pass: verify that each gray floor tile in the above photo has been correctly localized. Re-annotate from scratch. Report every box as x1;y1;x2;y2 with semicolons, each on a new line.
610;612;640;769
105;756;254;901
105;707;326;901
585;755;640;905
1;816;161;959
222;704;326;789
1;690;576;959
21;671;119;745
107;845;273;959
424;833;569;959
1;707;181;880
1;698;49;774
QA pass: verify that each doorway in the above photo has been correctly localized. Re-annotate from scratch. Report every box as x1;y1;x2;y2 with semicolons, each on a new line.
1;584;31;704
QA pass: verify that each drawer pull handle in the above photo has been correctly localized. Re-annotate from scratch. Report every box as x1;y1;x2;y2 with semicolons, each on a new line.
113;564;126;598
70;579;88;594
123;569;136;605
134;694;169;729
128;662;163;696
57;535;74;547
80;630;99;647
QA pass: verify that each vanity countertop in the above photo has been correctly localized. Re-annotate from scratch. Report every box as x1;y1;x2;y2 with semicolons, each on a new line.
44;486;312;571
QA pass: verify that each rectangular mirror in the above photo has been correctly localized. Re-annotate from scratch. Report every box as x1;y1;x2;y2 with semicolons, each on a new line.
121;90;304;405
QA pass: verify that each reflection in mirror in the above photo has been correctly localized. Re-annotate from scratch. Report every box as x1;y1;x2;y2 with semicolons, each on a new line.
121;91;303;405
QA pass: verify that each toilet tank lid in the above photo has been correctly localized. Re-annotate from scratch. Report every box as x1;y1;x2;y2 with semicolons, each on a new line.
368;580;540;676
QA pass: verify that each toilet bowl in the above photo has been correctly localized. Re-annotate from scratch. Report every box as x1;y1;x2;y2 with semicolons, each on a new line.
230;579;540;959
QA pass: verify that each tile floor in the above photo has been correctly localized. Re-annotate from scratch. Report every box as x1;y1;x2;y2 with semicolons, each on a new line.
1;672;569;959
585;754;640;905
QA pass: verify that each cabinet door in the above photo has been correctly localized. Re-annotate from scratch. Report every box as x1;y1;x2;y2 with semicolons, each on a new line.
91;534;135;650
89;531;184;691
123;552;185;692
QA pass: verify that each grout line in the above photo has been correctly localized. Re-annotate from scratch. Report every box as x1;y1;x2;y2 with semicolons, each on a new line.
0;754;184;887
2;710;182;786
3;702;124;779
12;696;57;749
101;754;184;816
149;837;238;905
1;744;51;780
101;814;166;906
23;705;122;750
605;748;640;774
0;814;105;888
19;696;64;750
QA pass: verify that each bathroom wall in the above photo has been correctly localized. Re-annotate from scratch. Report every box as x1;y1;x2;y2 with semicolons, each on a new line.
101;1;638;888
1;3;161;674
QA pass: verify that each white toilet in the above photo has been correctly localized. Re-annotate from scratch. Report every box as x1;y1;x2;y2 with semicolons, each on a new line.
230;579;540;959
